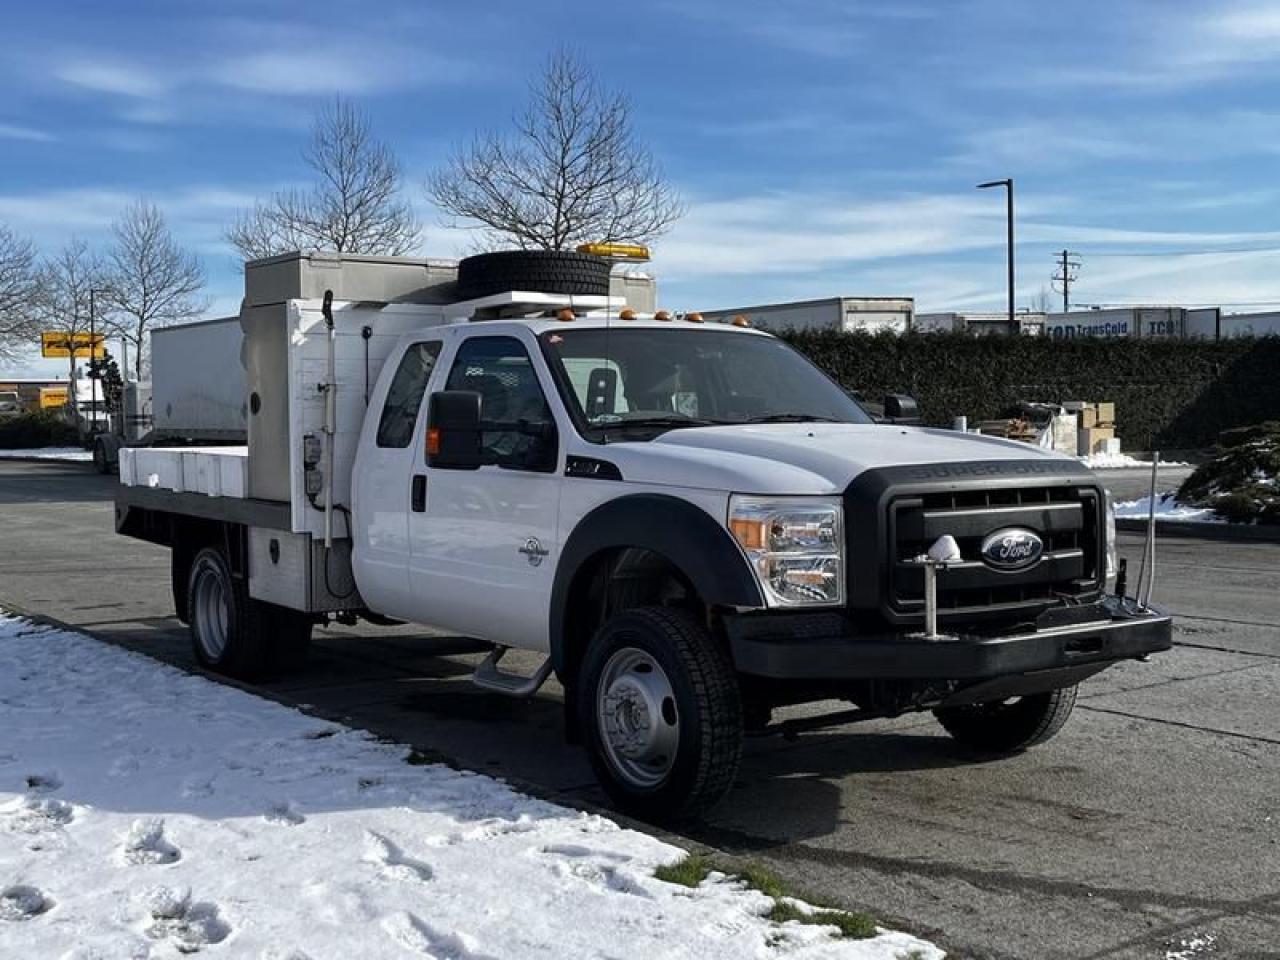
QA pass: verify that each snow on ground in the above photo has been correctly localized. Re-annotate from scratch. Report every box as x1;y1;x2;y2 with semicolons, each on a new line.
0;614;943;960
0;447;92;462
1114;493;1224;524
1079;452;1190;470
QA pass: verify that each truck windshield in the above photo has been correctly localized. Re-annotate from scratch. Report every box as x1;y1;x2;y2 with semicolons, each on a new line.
540;327;870;439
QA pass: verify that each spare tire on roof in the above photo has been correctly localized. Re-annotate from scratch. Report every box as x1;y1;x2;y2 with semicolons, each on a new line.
455;250;612;300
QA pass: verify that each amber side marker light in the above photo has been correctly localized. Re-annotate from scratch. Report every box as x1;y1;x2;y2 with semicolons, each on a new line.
732;314;752;328
619;308;637;320
556;308;576;322
686;312;704;323
426;427;441;456
654;310;673;321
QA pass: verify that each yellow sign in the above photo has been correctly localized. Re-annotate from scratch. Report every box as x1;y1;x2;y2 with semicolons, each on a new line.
41;332;105;359
39;387;69;409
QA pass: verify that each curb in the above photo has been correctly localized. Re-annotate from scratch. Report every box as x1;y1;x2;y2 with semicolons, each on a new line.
0;455;93;465
1116;517;1280;543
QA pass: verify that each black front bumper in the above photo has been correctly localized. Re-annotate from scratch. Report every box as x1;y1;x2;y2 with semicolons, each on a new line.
727;598;1173;681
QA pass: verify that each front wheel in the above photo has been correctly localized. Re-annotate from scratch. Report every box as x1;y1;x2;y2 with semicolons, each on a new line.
934;685;1078;754
579;607;742;820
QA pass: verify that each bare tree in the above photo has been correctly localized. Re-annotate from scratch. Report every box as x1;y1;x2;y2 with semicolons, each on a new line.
0;224;37;363
32;237;109;439
106;199;208;379
427;52;683;251
1028;286;1053;314
226;97;421;260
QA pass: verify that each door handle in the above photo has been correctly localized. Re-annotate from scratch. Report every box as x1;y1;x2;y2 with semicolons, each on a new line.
411;474;427;512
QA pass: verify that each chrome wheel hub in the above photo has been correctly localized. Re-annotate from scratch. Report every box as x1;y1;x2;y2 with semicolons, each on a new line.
597;648;679;789
192;562;230;662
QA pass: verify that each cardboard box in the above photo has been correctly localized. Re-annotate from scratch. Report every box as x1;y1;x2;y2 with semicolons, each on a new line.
1095;401;1115;423
1101;437;1122;455
1078;426;1116;455
1080;407;1099;429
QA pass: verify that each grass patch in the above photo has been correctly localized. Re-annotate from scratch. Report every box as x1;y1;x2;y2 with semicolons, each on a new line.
735;861;787;899
653;854;878;941
768;900;878;939
654;853;712;888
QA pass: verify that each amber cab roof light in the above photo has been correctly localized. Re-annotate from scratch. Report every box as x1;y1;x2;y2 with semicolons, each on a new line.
575;242;651;262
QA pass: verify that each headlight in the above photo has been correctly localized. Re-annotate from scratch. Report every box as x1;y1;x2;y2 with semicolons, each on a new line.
728;496;844;607
1105;492;1118;582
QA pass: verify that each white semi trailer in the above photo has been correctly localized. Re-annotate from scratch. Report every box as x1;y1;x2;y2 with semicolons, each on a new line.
115;249;1171;818
700;297;915;334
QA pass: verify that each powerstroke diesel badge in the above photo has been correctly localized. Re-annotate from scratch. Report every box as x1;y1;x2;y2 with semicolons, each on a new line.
980;528;1044;571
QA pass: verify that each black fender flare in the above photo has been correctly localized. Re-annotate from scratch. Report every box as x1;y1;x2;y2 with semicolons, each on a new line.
549;493;764;676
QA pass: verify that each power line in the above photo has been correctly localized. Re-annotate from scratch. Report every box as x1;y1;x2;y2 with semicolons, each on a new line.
1050;249;1081;311
1073;298;1280;308
1084;245;1280;258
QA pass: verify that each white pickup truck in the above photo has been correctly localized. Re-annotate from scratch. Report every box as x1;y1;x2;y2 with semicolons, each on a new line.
116;250;1172;818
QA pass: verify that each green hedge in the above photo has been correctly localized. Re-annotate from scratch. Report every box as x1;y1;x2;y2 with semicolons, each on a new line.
0;412;80;449
783;331;1280;451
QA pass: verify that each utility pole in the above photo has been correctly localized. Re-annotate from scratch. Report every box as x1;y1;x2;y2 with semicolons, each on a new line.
977;179;1015;333
1051;250;1081;312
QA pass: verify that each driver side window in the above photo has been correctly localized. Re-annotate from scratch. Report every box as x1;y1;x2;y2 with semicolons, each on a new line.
445;336;557;472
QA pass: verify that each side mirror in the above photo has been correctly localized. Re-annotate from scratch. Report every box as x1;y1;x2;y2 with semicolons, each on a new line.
883;394;922;425
427;390;484;469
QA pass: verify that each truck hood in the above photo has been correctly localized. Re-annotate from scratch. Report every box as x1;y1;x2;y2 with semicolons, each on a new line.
601;423;1075;494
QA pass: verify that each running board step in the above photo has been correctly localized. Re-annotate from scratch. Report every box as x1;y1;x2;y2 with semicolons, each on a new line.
471;646;553;698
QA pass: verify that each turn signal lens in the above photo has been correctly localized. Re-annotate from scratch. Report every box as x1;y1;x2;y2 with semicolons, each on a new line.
426;427;441;456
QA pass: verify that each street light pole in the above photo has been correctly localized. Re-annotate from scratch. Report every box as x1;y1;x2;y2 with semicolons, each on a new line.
977;178;1015;334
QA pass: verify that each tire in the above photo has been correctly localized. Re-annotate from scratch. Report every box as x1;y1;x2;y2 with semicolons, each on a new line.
934;685;1078;754
455;250;612;300
579;606;742;820
186;545;313;680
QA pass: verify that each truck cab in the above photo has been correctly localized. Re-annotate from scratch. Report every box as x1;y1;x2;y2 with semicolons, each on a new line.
116;250;1172;819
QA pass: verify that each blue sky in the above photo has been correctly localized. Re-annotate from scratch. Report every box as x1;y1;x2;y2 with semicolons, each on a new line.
6;0;1280;375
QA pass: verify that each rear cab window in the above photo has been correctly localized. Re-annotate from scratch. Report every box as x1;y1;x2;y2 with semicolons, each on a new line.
376;341;443;448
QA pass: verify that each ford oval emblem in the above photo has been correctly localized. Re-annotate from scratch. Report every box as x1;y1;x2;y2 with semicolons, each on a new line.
980;528;1044;571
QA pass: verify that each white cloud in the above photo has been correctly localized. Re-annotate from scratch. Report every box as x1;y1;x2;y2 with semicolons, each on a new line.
211;50;409;96
642;185;1280;313
0;123;54;143
55;60;168;98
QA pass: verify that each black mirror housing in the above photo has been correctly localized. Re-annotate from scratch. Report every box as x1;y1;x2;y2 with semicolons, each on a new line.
427;390;485;469
884;394;922;424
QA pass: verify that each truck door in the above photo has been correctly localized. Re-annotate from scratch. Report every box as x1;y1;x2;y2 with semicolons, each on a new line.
351;339;444;618
407;333;561;651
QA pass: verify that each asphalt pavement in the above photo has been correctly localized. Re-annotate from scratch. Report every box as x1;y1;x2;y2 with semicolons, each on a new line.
0;459;1275;960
